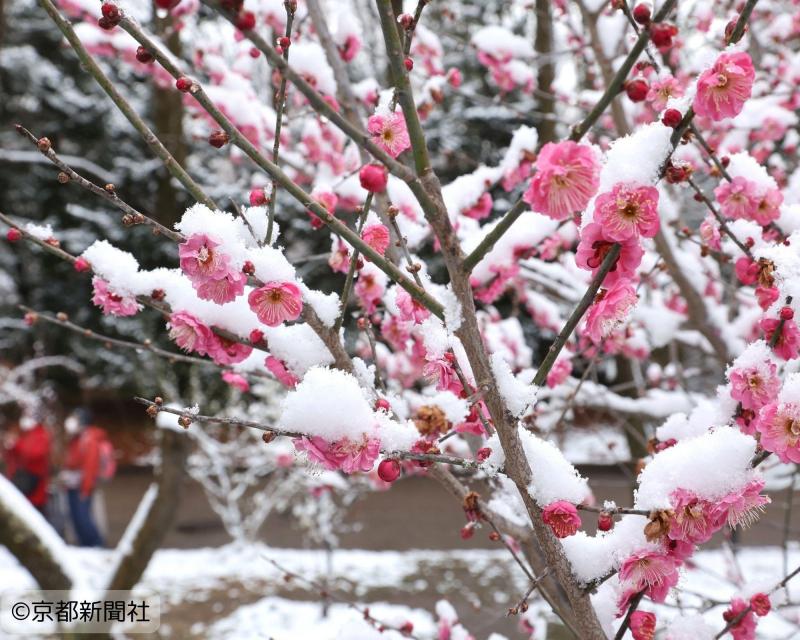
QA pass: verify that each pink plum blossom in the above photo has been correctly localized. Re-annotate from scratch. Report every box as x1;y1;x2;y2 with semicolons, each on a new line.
693;52;755;121
168;311;213;355
221;371;249;392
618;549;680;605
584;281;638;344
206;333;253;366
576;222;643;286
546;356;573;388
361;223;391;257
195;271;247;304
248;281;303;327
294;434;381;474
760;317;800;360
522;141;600;220
722;597;757;640
630;610;657;640
91;277;140;317
367;112;410;158
667;488;723;544
179;233;230;284
756;401;800;463
729;359;780;411
593;183;660;241
541;501;581;538
714;479;770;529
265;356;299;388
396;288;431;324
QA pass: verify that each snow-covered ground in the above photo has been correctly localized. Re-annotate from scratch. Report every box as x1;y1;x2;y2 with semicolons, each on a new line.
0;542;798;638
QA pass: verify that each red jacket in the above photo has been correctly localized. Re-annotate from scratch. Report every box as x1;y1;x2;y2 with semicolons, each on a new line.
5;424;51;507
64;426;106;498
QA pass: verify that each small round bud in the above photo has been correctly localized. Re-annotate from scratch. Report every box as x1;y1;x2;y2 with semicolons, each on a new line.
624;79;649;102
57;171;70;184
122;214;135;226
661;108;682;128
6;228;21;242
598;511;614;531
104;183;116;193
249;329;265;344
73;257;91;272
249;188;268;206
176;76;193;92
24;312;38;326
359;163;388;193
460;523;474;540
135;46;155;64
375;398;391;411
208;130;230;148
632;3;651;24
403;57;414;71
56;312;68;321
155;0;182;9
278;36;291;49
398;13;414;29
780;306;795;321
235;10;256;31
476;447;492;462
151;289;166;301
146;405;159;418
488;531;500;541
101;3;120;20
242;260;255;276
377;459;401;483
178;415;192;429
651;23;677;48
37;137;52;153
262;431;276;444
154;396;164;405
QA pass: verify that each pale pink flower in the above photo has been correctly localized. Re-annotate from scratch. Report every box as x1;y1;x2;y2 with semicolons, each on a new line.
338;34;361;62
522;141;600;220
646;75;684;111
630;611;657;640
756;401;800;463
308;189;338;230
396;288;431;324
195;271;247;304
668;489;723;544
206;333;253;366
168;311;213;355
265;356;299;388
761;317;800;360
91;277;140;317
541;501;581;538
328;241;351;274
584;281;638;344
714;479;770;529
294;434;381;474
462;192;493;220
618;549;679;604
575;222;643;286
700;217;722;251
221;371;250;392
423;357;456;392
715;177;761;221
593;183;660;241
361;223;391;257
367;112;411;158
546;357;573;388
722;598;757;640
693;52;755;121
472;264;519;304
355;271;385;313
729;359;780;411
248;281;303;327
179;233;230;284
752;187;783;226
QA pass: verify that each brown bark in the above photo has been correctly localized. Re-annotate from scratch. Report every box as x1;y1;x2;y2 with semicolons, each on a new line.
105;428;189;591
534;0;557;144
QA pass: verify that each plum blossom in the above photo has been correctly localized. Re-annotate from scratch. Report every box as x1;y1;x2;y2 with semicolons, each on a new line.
541;501;581;538
722;597;757;640
206;333;252;366
168;311;213;355
265;356;299;388
715;177;783;225
91;277;140;317
179;233;229;282
693;52;755;121
593;183;660;241
522;141;600;220
195;271;247;304
221;371;249;392
667;489;722;544
248;282;303;327
618;549;680;606
714;479;770;529
396;288;431;324
756;401;800;463
576;222;643;286
546;356;573;388
294;434;380;474
361;223;391;257
760;317;800;360
462;193;493;221
630;611;657;640
584;281;638;344
728;358;780;411
367;112;410;158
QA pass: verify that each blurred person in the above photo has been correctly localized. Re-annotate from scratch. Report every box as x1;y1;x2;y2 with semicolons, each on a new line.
3;408;51;514
62;408;114;547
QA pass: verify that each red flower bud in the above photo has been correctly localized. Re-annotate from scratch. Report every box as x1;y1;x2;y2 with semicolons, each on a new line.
242;260;255;276
101;3;119;20
235;10;256;31
249;329;264;344
780;306;794;321
625;79;649;102
632;3;651;24
375;398;391;411
377;459;401;483
73;257;91;272
476;447;492;462
359;164;388;193
661;108;682;128
278;36;291;49
155;0;182;9
6;228;21;242
597;511;614;531
176;76;193;92
208;130;230;148
404;57;414;71
249;188;268;206
135;46;154;64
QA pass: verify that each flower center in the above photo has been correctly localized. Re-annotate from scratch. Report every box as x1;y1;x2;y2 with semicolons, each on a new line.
268;289;284;303
618;199;640;220
715;73;728;88
197;245;212;265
